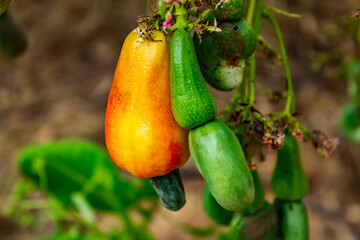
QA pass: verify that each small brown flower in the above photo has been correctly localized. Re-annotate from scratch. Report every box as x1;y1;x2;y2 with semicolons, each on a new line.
292;129;303;140
263;133;273;144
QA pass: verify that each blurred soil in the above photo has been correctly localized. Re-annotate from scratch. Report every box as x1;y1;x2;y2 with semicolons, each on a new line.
1;0;360;239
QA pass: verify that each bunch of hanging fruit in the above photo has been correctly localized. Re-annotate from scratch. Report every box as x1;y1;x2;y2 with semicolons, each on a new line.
105;0;256;212
105;0;324;239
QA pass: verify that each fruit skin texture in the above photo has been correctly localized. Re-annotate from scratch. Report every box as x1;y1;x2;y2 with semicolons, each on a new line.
189;119;254;211
202;183;234;225
194;31;245;91
214;19;256;60
270;132;309;200
170;28;217;129
210;0;246;21
340;102;360;143
105;29;190;178
274;199;309;240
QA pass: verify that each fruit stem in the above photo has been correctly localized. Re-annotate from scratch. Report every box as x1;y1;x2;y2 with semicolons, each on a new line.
157;0;167;21
188;9;212;30
239;71;247;103
264;8;295;116
247;0;265;107
221;0;264;121
174;4;189;29
220;91;243;122
246;0;257;25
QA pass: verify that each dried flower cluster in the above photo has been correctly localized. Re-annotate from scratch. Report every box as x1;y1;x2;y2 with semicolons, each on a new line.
228;106;339;158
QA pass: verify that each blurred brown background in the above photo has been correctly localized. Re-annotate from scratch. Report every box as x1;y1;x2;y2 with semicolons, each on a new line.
1;0;360;239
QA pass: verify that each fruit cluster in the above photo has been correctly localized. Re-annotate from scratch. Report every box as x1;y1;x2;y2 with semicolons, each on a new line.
105;0;256;212
105;1;311;239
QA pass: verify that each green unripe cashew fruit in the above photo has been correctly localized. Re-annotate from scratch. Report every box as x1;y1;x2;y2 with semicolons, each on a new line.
194;30;245;91
241;169;266;215
214;19;256;60
189;119;254;211
195;19;256;60
270;132;309;200
170;27;217;129
209;0;246;21
202;183;234;225
222;202;278;240
193;19;256;91
274;199;309;240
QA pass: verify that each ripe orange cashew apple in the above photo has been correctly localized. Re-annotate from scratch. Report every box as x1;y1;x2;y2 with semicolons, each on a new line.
105;29;190;178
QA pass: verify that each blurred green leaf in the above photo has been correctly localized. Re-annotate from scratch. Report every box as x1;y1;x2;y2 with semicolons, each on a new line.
72;193;96;225
346;60;360;80
17;140;157;213
4;180;36;217
37;233;108;240
182;224;217;238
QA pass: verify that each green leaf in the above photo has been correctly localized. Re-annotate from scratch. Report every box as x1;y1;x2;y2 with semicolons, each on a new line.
17;140;157;213
181;224;217;238
37;233;108;240
4;180;36;217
